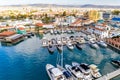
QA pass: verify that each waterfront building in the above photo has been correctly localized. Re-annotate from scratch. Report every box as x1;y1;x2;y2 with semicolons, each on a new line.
87;23;111;39
35;22;54;29
70;18;82;27
0;31;15;37
16;27;26;34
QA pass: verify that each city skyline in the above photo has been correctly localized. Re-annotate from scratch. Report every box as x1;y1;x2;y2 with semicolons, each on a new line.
0;0;120;6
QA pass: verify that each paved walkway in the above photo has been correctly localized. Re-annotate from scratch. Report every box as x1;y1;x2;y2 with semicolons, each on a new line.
96;68;120;80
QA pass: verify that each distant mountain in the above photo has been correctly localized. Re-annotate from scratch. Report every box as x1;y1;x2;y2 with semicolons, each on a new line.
80;4;120;8
1;3;120;8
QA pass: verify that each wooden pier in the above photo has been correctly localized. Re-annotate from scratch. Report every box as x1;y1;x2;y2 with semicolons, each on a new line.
96;68;120;80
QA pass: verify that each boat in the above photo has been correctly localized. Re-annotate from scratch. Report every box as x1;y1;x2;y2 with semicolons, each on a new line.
46;64;65;80
61;37;67;45
57;30;61;34
27;32;34;36
56;38;62;45
26;33;32;38
51;38;57;45
89;64;102;78
56;44;62;51
79;36;86;44
111;60;120;67
65;64;84;79
53;29;58;35
89;40;99;49
66;41;74;50
67;29;72;34
42;39;48;47
57;65;74;80
84;35;92;41
47;45;55;53
72;62;92;80
50;29;54;35
97;41;107;48
75;42;82;50
75;36;80;42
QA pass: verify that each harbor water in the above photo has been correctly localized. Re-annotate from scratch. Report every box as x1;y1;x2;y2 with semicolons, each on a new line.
0;35;120;80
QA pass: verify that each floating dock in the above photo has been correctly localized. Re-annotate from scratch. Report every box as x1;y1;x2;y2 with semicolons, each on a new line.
96;68;120;80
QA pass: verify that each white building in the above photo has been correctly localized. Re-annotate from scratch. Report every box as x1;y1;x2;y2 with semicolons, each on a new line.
65;16;76;25
87;23;111;39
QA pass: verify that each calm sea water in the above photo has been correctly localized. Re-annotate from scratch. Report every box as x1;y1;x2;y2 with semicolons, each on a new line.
0;36;119;80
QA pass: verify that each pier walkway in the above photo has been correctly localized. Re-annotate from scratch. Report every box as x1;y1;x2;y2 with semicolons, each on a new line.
96;68;120;80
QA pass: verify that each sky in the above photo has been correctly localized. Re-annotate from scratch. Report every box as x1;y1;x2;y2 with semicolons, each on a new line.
0;0;120;6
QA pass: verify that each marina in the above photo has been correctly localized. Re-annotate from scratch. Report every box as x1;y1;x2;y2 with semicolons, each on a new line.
0;36;119;80
0;1;120;80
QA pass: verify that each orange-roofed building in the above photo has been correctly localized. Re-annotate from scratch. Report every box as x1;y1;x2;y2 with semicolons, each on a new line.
18;27;25;30
0;31;16;37
35;23;43;27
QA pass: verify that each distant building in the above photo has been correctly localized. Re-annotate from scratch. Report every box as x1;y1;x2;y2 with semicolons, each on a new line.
65;16;76;25
103;12;111;20
89;10;100;22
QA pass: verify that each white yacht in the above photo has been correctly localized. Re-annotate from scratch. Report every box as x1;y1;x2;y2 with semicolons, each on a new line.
42;38;48;47
57;65;74;80
72;62;92;80
46;64;65;80
89;64;102;78
50;29;54;34
80;36;86;44
97;41;107;48
65;64;84;79
89;40;99;49
56;38;62;45
66;41;74;50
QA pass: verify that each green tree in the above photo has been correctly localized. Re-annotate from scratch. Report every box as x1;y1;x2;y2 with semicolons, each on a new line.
62;11;67;16
112;10;120;15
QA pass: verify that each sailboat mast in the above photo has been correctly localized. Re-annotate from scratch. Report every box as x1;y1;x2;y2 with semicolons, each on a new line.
61;17;63;67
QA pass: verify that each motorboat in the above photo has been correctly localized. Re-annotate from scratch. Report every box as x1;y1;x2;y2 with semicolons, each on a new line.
89;40;99;49
47;45;55;53
84;35;92;41
65;64;84;79
56;44;62;51
50;29;54;35
57;65;74;80
97;41;107;48
89;64;102;78
27;32;34;36
57;30;61;34
67;29;72;34
75;36;80;42
76;42;82;50
42;39;48;47
72;62;92;80
111;60;120;67
53;29;58;35
79;36;86;44
66;41;74;50
51;38;57;45
56;38;62;45
46;64;65;80
61;37;67;45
